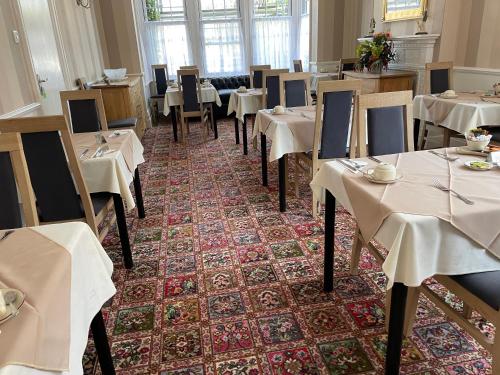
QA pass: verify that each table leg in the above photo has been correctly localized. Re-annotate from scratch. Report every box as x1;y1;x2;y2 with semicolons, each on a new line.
413;119;420;150
133;168;145;219
323;190;335;292
234;117;240;144
112;194;133;269
213;116;218;139
242;115;248;155
261;133;268;186
170;106;178;142
278;156;286;212
91;310;116;375
385;282;408;375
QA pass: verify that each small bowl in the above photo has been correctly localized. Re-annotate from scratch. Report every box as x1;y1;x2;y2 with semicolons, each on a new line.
466;138;490;151
104;68;127;82
237;86;247;93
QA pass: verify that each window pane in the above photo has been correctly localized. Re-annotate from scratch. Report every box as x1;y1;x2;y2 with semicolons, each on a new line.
145;0;185;22
299;14;309;70
201;0;239;20
253;18;290;68
147;23;191;76
203;21;244;74
254;0;290;17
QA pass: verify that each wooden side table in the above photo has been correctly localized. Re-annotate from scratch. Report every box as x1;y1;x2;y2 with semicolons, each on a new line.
343;70;416;95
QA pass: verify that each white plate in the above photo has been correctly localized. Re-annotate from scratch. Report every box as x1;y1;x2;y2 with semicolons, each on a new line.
0;289;25;325
363;169;403;184
464;160;494;171
439;94;459;99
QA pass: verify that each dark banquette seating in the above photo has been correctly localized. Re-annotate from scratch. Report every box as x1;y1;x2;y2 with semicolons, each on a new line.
208;75;250;119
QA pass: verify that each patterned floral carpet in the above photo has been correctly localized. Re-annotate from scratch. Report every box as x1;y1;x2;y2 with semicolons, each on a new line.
83;118;493;374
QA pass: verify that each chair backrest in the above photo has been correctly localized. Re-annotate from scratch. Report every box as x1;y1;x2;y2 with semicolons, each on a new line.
279;72;312;107
179;65;197;70
152;64;169;96
339;57;358;80
356;90;414;157
60;90;108;133
425;61;453;94
76;77;90;90
177;69;203;114
0;133;38;229
250;64;271;89
312;80;363;171
293;59;303;72
0;116;98;233
262;68;289;109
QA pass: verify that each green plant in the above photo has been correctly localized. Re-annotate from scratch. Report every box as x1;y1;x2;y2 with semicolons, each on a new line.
146;0;160;21
355;32;395;73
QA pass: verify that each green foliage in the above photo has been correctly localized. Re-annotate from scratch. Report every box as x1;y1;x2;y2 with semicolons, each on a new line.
146;0;160;21
355;32;395;73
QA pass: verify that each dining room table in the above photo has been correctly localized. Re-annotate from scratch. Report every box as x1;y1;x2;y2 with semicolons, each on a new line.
413;92;500;148
162;84;222;142
252;106;316;212
310;147;500;373
0;222;117;375
227;88;263;154
310;72;338;92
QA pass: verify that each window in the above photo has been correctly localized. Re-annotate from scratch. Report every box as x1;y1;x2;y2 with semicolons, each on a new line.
145;0;192;77
200;0;245;75
298;0;310;70
252;0;292;69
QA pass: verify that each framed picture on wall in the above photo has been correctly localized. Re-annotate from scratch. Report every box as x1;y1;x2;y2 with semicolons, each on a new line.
382;0;428;22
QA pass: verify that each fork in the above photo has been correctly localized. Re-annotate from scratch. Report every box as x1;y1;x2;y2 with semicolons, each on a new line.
429;150;459;161
0;230;14;242
432;179;474;205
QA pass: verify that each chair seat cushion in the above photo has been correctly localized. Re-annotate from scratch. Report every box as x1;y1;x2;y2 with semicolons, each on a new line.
108;117;137;129
450;271;500;310
37;192;112;222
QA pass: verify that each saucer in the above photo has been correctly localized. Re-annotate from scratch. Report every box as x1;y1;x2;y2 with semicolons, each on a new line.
439;94;458;99
0;289;25;325
464;160;493;171
363;169;403;184
272;110;286;115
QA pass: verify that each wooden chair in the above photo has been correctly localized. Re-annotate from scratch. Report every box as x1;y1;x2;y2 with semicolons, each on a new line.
151;64;169;124
294;79;362;215
419;61;459;148
250;65;271;89
0;133;38;229
293;59;303;72
279;72;312;108
349;90;416;333
177;68;212;143
179;65;197;70
338;57;358;80
76;77;90;90
0;116;133;268
60;90;108;133
262;69;289;110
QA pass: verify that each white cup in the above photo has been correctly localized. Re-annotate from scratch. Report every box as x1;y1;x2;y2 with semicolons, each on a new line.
372;163;397;181
273;105;285;114
237;86;247;93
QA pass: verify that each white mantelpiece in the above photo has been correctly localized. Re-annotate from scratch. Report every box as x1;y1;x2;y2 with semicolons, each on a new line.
357;34;440;94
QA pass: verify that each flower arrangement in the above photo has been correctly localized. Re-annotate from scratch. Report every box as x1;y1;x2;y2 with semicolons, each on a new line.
355;32;396;73
467;128;491;142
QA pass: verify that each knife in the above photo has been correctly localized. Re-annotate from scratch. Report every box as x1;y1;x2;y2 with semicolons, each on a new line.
80;148;89;159
337;159;359;173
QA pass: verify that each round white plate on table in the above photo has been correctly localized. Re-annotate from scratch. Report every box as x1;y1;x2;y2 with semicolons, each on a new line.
363;169;403;184
0;288;25;325
464;160;494;171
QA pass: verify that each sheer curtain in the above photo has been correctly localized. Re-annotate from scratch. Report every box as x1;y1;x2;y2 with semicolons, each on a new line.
252;17;291;69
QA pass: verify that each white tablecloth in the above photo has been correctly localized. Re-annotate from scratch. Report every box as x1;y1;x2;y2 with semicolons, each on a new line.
227;89;263;121
162;85;222;116
252;107;316;161
413;93;500;134
310;72;338;92
74;130;145;211
310;161;500;288
0;222;116;375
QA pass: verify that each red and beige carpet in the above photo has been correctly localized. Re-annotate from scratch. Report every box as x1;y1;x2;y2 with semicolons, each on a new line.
83;119;493;374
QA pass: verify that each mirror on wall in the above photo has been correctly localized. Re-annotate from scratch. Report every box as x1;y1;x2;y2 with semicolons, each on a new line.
382;0;427;22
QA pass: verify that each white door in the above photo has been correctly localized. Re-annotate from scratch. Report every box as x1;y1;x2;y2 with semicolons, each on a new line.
18;0;66;114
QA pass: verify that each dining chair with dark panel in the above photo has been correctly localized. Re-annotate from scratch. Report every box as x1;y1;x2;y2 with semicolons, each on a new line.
338;57;358;80
60;90;108;133
179;65;198;70
250;65;271;89
279;72;312;108
293;59;303;72
177;68;212;143
261;68;289;110
294;79;362;216
0;133;38;230
0;116;134;269
150;64;169;124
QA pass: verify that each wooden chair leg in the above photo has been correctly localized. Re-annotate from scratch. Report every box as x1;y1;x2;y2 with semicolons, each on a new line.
385;286;420;337
350;227;363;276
463;303;473;319
418;122;427;150
312;190;319;218
442;127;451;147
294;155;300;198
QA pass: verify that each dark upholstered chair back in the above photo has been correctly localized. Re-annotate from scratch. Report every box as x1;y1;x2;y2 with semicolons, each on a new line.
430;69;450;94
367;106;405;156
180;74;200;112
0;152;23;229
68;99;101;133
293;60;303;72
253;70;264;89
266;75;280;109
154;67;168;96
339;58;358;80
319;90;353;159
21;132;83;222
284;80;307;108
